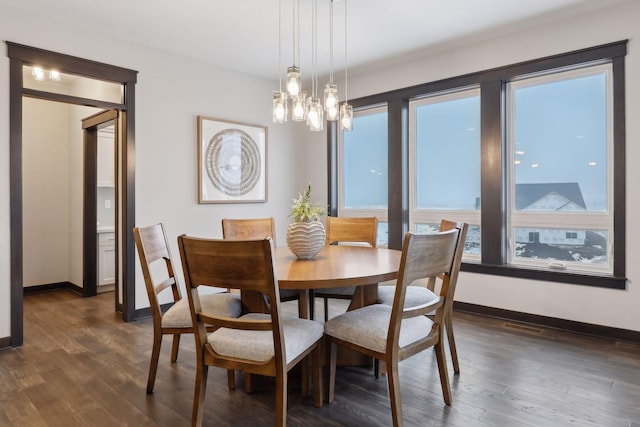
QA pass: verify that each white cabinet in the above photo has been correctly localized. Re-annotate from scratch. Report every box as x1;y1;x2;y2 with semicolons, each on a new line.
97;127;115;187
98;231;115;286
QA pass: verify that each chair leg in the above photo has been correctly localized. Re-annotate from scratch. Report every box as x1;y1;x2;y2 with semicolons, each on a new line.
170;334;181;362
434;336;452;405
311;344;323;408
386;360;403;427
227;369;235;391
323;297;329;322
301;355;310;398
192;364;209;427
309;289;315;320
327;341;337;403
146;330;162;394
374;358;380;379
275;368;287;427
445;312;460;374
244;373;253;394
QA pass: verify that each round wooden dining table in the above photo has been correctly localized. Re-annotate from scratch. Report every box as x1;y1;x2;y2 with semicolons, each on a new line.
241;244;402;319
239;244;402;367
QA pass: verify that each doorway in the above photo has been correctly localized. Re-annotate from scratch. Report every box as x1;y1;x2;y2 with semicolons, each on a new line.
8;42;138;347
82;110;121;310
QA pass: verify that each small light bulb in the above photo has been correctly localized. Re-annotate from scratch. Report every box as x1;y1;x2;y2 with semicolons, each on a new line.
32;66;45;81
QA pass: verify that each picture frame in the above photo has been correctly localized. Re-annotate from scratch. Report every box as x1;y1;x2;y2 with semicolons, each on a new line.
197;116;267;203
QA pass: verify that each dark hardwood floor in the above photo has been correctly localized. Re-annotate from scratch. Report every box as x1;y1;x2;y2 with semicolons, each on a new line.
1;290;639;426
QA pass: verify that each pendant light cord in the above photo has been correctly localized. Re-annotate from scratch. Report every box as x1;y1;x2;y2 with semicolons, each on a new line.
278;0;282;91
343;0;348;102
329;0;334;84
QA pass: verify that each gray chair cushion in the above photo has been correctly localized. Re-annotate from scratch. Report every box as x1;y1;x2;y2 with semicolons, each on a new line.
324;304;433;353
377;285;439;308
208;313;323;363
161;293;242;328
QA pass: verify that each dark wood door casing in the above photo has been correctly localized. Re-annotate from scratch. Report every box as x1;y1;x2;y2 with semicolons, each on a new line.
7;42;138;347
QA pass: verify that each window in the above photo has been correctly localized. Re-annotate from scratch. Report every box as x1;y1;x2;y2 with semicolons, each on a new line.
339;105;389;246
507;64;613;274
330;41;626;288
409;88;481;259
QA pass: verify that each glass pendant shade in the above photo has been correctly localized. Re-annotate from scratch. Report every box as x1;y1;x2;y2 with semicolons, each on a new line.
286;66;301;97
324;83;339;121
307;97;324;131
340;103;353;131
273;91;288;123
292;92;307;121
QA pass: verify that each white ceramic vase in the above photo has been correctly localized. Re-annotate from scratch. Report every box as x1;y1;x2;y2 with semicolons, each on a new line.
286;221;326;260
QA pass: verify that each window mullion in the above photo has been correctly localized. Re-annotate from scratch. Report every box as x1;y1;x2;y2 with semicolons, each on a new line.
480;80;505;265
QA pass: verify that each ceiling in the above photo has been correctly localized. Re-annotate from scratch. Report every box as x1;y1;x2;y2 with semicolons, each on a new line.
2;0;627;82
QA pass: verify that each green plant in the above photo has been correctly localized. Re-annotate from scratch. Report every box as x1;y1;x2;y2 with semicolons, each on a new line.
290;184;325;222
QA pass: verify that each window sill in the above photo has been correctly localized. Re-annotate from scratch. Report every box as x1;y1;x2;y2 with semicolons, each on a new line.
461;262;626;290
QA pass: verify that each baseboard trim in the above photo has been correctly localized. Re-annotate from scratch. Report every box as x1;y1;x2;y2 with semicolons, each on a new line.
0;336;11;350
23;281;83;295
134;302;172;320
454;301;640;345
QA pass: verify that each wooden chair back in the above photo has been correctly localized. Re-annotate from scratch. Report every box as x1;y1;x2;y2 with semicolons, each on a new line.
178;235;323;425
133;223;181;323
325;216;378;247
427;221;468;295
177;236;284;363
222;217;277;246
437;220;468;314
221;216;301;302
388;229;459;353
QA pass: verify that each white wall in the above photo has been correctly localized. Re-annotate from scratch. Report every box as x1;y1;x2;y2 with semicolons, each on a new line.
22;98;72;287
310;1;639;332
0;4;299;339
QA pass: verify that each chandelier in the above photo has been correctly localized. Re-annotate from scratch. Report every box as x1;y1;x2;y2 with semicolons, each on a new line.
273;0;353;132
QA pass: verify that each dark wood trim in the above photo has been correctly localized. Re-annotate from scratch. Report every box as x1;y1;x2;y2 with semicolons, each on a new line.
22;282;83;295
23;88;126;111
387;99;408;250
612;55;626;278
23;282;69;294
82;110;119;300
7;42;137;83
0;336;11;350
82;125;98;297
122;86;136;322
135;302;173;320
7;42;138;347
480;80;505;265
327;120;338;216
348;40;627;106
461;262;626;289
9;57;24;347
454;301;640;344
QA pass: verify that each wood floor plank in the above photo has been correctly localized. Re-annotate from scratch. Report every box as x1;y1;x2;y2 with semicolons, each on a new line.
0;290;639;426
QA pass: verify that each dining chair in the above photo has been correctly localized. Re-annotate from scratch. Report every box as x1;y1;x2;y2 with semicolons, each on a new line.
377;220;468;375
324;229;460;426
178;236;324;427
314;216;378;321
221;217;302;308
133;223;242;394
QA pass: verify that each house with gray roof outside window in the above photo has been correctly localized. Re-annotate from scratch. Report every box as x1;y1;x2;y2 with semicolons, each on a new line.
514;183;606;256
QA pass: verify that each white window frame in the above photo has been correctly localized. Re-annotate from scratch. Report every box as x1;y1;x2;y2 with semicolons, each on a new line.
409;88;482;261
506;63;614;274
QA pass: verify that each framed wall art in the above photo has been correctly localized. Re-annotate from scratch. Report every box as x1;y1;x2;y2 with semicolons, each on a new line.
197;116;267;203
